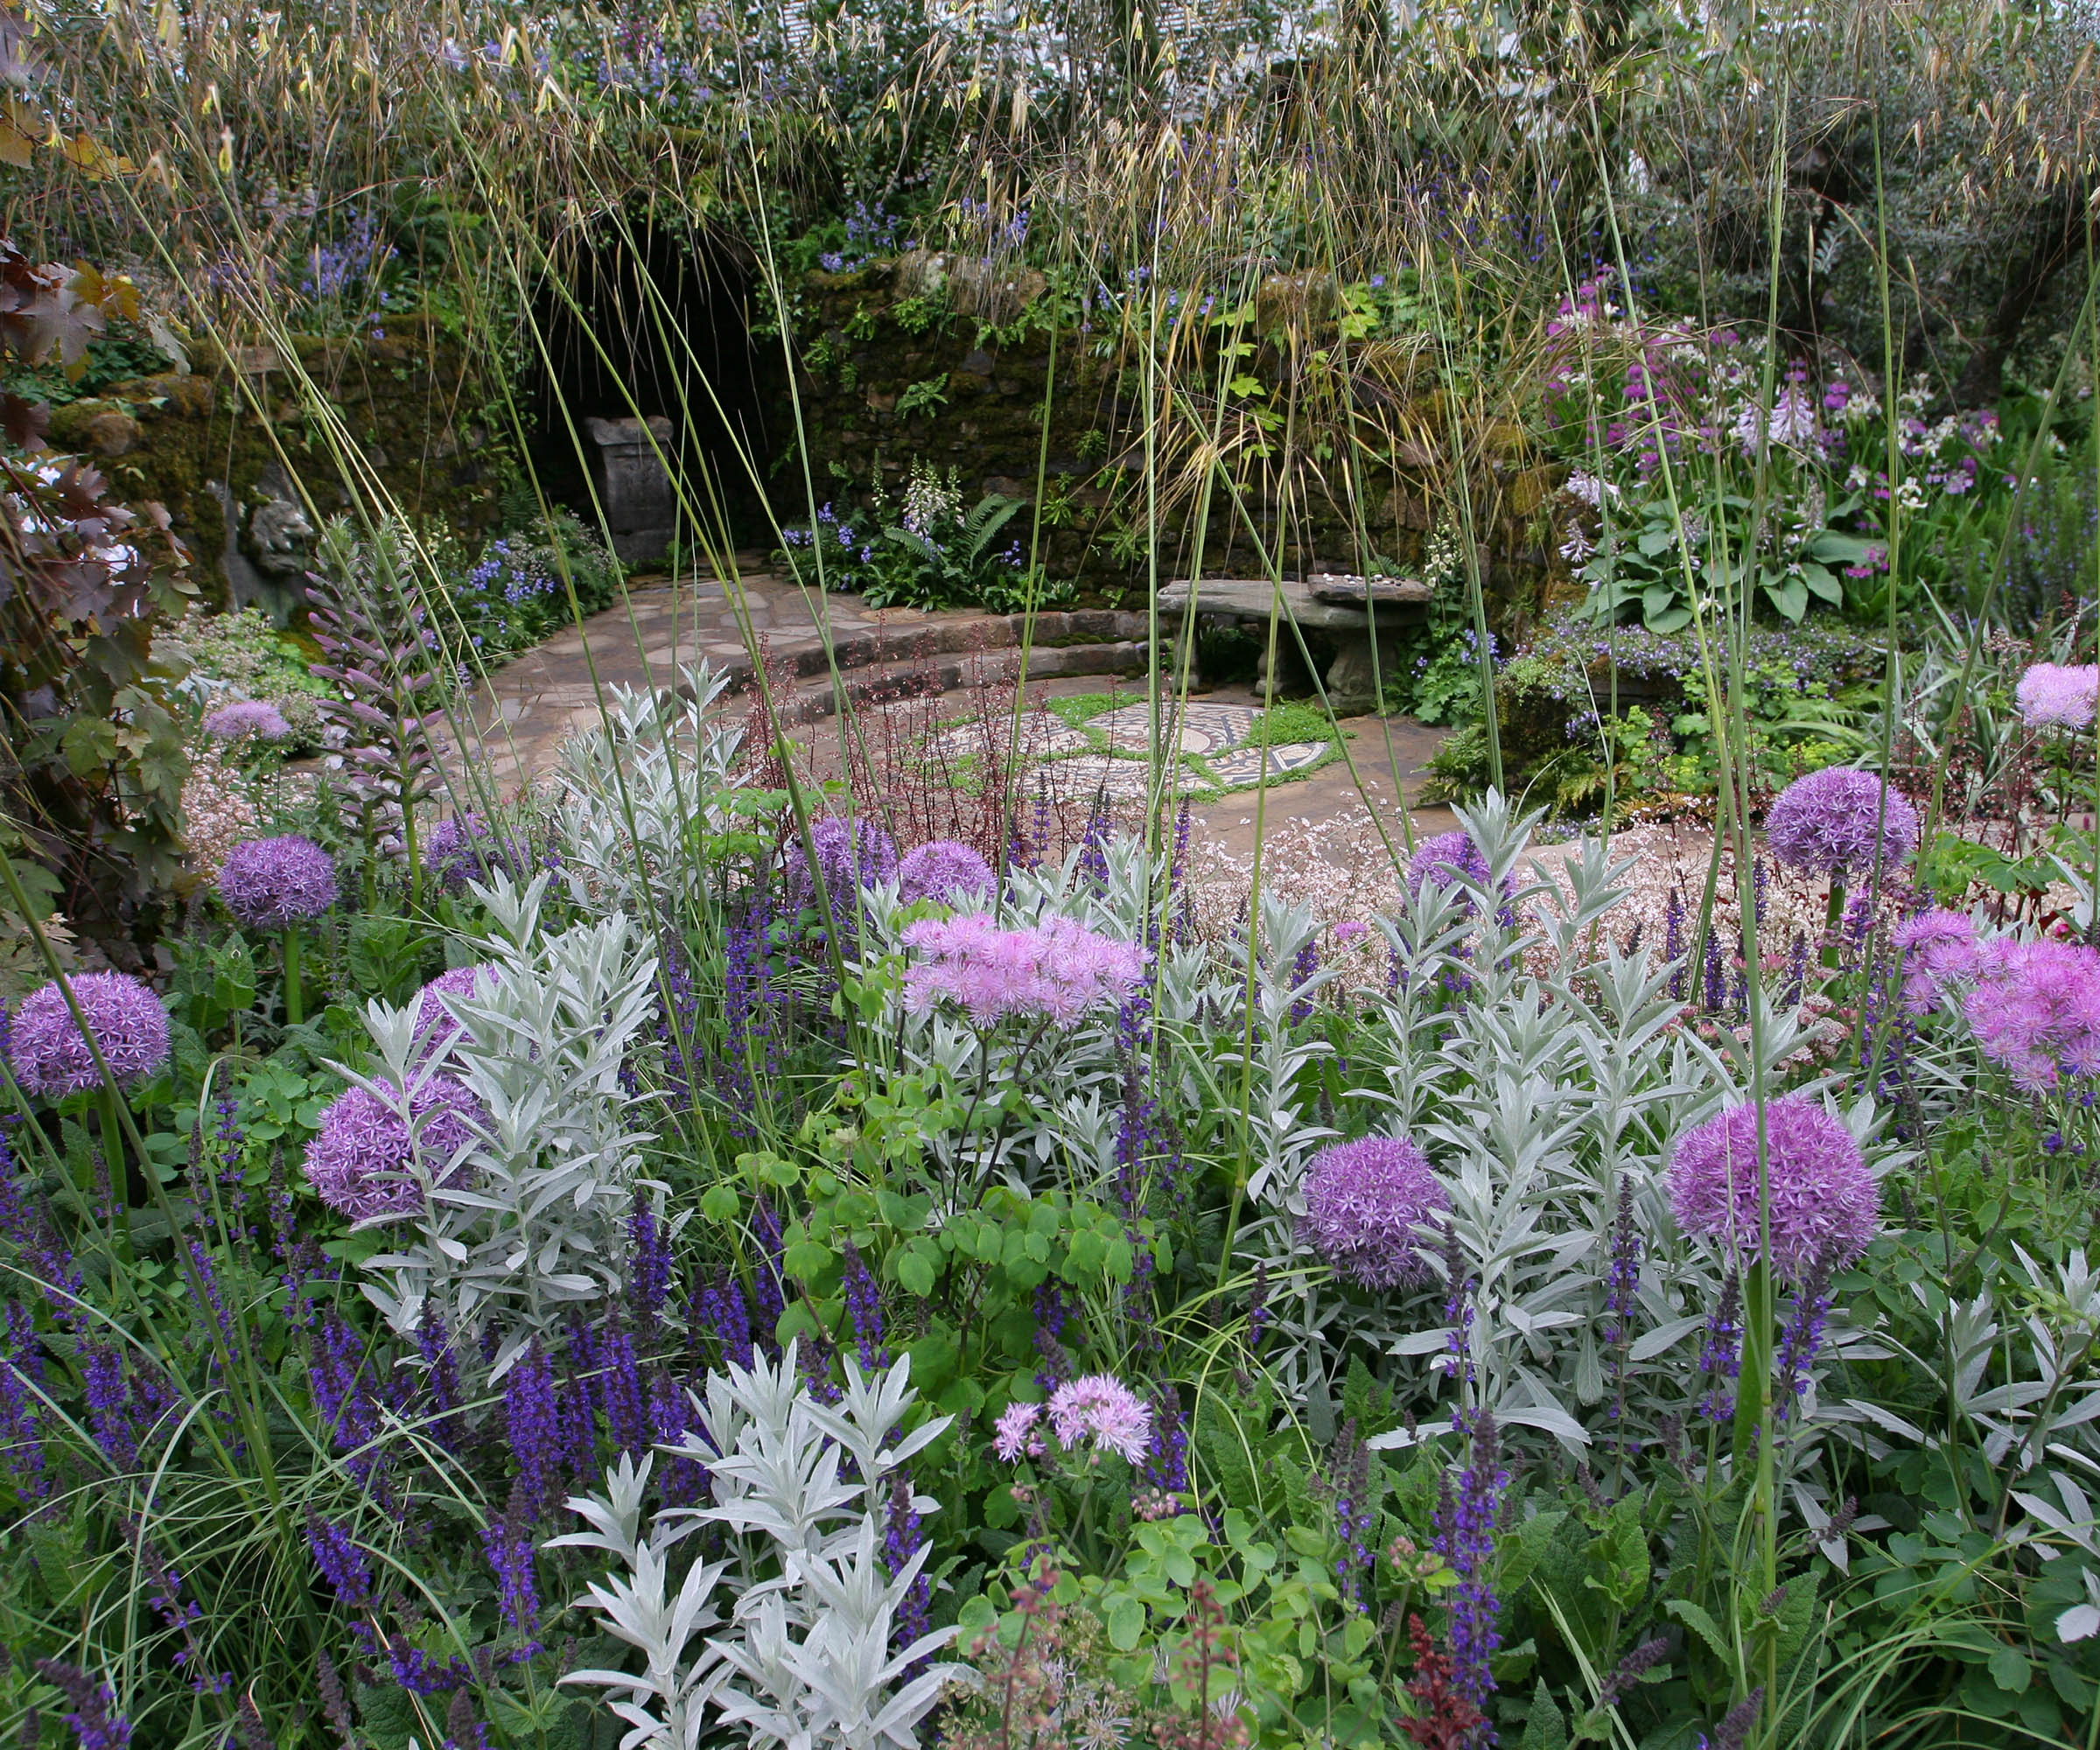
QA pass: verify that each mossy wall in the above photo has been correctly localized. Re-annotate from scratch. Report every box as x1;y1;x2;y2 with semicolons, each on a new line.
46;319;505;614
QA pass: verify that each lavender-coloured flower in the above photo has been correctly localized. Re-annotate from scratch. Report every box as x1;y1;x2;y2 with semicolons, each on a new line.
896;838;996;906
1761;767;1917;880
1298;1136;1448;1290
301;1077;483;1221
305;1508;374;1608
424;813;515;892
2015;662;2100;730
1892;906;1982;1012
8;973;170;1099
204;698;292;742
993;1400;1044;1462
1046;1373;1152;1464
1406;830;1493;899
1668;1096;1877;1282
1433;1410;1506;1704
218;834;339;929
34;1659;132;1750
1965;937;2100;1091
506;1341;562;1515
410;964;500;1059
901;912;1145;1025
786;814;898;914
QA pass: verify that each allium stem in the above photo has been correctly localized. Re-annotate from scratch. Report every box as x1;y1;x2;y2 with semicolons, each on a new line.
284;928;304;1027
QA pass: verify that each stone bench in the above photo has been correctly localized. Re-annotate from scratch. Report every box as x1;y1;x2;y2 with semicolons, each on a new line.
1156;574;1431;713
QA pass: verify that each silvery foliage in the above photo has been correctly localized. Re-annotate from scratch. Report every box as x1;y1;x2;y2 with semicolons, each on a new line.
552;1344;969;1750
357;871;663;1380
555;662;746;916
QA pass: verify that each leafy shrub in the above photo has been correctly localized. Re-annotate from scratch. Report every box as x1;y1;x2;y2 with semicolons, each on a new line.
451;511;624;658
164;606;332;752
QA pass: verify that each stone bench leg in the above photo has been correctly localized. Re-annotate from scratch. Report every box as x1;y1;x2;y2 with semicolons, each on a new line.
1323;633;1399;716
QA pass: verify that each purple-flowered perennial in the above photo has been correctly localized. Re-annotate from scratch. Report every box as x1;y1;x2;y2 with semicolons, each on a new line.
1144;1385;1188;1492
34;1659;133;1750
992;1400;1045;1462
424;813;516;892
217;834;339;929
786;814;899;914
1046;1373;1152;1464
1406;830;1494;902
483;1483;542;1647
841;1242;887;1369
410;964;500;1060
1697;1272;1743;1423
505;1342;563;1516
204;698;292;742
2015;662;2100;730
1298;1135;1449;1290
305;1508;375;1609
1434;1410;1507;1704
1964;936;2100;1091
1669;1097;1877;1283
1761;766;1918;881
884;1469;932;1656
1891;907;1982;1012
896;838;996;906
900;912;1145;1026
8;973;170;1099
626;1190;672;1335
303;1077;482;1222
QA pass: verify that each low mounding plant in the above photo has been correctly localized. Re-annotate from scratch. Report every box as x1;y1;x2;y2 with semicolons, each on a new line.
554;1343;968;1749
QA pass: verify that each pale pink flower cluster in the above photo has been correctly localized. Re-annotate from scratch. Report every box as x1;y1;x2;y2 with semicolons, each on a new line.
900;913;1144;1025
2015;662;2100;730
1964;937;2100;1092
993;1375;1152;1466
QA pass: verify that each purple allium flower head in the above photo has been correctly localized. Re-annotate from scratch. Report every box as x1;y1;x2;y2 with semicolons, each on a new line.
896;838;996;906
1298;1135;1448;1290
410;964;500;1060
1964;937;2100;1091
424;813;515;892
992;1400;1044;1461
302;1077;483;1221
900;912;1145;1025
1406;830;1493;898
204;698;292;742
1761;767;1918;880
1046;1373;1152;1463
1669;1096;1877;1281
8;973;170;1099
1892;906;1982;1012
2015;662;2100;730
217;834;339;929
786;814;898;912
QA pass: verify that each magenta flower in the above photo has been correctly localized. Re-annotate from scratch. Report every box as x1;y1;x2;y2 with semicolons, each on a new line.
411;964;500;1060
303;1076;484;1221
1299;1136;1448;1289
1407;830;1493;898
1762;767;1918;880
1046;1374;1152;1464
9;973;171;1099
218;835;339;929
1964;938;2100;1091
1891;907;1982;1012
1669;1096;1877;1281
992;1401;1044;1462
901;913;1144;1025
2015;663;2100;731
896;838;996;906
204;699;292;742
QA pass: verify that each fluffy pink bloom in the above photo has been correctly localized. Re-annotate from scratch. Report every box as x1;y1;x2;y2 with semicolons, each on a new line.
7;972;171;1099
2015;663;2100;730
1333;920;1369;945
1762;767;1918;880
1299;1136;1448;1289
204;698;292;742
1669;1096;1877;1282
1046;1374;1152;1464
992;1401;1043;1462
901;913;1144;1025
1892;907;1983;1012
303;1076;484;1222
1964;937;2100;1091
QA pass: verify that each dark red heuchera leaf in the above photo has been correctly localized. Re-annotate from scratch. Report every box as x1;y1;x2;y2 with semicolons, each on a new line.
1398;1615;1488;1749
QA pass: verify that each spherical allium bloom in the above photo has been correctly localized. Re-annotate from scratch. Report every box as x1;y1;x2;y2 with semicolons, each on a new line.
217;835;339;930
424;813;516;893
786;814;899;913
1964;937;2100;1092
992;1401;1045;1462
303;1076;484;1221
203;698;292;742
411;964;500;1060
1761;766;1918;881
1046;1374;1152;1464
1407;830;1493;899
7;972;171;1099
1668;1096;1877;1282
2015;662;2100;731
896;838;996;907
1892;907;1983;1013
901;913;1145;1026
1298;1136;1449;1290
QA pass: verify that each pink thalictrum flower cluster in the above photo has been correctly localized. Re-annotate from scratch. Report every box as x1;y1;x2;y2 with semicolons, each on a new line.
900;913;1144;1025
993;1374;1152;1465
2014;662;2100;731
1892;907;1984;1013
1964;937;2100;1092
